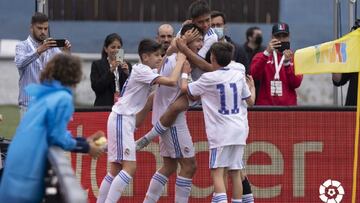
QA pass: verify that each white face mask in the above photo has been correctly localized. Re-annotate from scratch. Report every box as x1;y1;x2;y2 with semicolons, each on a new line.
213;27;225;40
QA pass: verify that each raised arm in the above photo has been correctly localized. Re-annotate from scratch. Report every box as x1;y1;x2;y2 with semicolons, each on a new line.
154;53;186;86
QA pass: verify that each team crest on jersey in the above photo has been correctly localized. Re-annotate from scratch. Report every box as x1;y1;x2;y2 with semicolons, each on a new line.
124;148;130;156
184;147;190;154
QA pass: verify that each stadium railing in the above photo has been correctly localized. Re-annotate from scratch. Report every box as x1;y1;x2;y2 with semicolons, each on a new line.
46;146;87;203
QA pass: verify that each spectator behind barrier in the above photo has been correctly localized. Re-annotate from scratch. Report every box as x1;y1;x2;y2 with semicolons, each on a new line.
14;12;71;117
156;24;174;56
205;11;248;68
241;27;266;72
250;22;303;106
90;33;132;106
0;54;104;203
332;20;360;106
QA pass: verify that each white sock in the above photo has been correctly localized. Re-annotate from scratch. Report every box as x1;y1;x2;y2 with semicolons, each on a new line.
144;172;168;203
96;173;114;203
175;176;192;203
242;194;254;203
105;170;132;203
231;198;243;203
212;192;228;203
144;121;168;141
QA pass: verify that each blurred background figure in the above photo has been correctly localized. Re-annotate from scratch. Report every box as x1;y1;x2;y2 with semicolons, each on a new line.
331;20;360;106
210;10;248;68
90;33;132;106
156;24;174;56
241;27;265;72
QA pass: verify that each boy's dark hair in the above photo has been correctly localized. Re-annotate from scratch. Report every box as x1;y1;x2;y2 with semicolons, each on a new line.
31;12;48;24
101;33;123;59
180;23;204;37
40;54;82;87
188;0;211;19
138;39;162;60
246;26;260;42
210;10;226;25
210;42;234;67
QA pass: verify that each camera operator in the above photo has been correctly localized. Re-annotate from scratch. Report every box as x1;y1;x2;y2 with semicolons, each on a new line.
15;12;71;117
250;22;303;106
332;20;360;106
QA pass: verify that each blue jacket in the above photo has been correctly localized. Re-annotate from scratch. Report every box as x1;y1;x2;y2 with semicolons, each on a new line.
0;80;77;203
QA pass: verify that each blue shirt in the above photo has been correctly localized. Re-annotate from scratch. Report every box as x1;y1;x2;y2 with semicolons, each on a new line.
0;80;77;203
14;36;61;107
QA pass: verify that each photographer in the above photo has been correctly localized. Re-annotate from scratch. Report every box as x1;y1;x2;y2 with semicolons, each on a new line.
15;12;71;117
332;20;360;106
90;33;132;106
250;22;303;106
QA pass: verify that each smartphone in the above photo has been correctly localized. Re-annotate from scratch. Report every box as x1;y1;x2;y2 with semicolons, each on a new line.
54;39;66;47
116;49;125;63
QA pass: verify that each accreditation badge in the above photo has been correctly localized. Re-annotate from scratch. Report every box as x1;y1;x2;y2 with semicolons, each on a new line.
270;80;283;96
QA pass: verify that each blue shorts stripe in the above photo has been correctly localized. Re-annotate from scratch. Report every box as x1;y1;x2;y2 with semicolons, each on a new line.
116;114;123;161
170;127;182;158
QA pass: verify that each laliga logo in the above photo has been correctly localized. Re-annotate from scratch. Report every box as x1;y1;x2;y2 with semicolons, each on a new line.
319;179;345;203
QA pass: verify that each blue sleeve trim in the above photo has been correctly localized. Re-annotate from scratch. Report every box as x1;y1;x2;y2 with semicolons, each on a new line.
71;137;90;153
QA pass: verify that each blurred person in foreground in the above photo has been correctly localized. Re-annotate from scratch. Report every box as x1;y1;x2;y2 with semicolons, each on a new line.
209;10;248;68
15;12;71;116
0;54;104;203
91;33;132;106
250;23;303;106
156;24;174;56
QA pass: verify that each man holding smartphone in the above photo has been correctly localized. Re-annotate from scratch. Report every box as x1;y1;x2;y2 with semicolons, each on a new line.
14;12;71;117
250;22;303;106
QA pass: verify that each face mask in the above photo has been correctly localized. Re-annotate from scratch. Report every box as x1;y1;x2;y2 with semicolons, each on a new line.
213;27;224;40
276;41;290;53
255;35;263;45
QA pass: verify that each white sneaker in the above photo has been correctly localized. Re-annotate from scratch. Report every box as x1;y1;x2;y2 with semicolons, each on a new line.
136;137;150;151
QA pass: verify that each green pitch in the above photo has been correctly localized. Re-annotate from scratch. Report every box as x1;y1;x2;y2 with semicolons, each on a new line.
0;105;19;139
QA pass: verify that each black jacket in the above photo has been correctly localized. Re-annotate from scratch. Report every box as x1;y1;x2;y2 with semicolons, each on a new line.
333;73;358;106
90;58;132;106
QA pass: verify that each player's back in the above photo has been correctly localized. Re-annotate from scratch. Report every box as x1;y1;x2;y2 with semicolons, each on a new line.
112;63;159;115
194;64;251;149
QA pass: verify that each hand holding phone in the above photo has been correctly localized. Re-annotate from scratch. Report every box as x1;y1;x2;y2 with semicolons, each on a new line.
116;49;125;63
54;39;66;47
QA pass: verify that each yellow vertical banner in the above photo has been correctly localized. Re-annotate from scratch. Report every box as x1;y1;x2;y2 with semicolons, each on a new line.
352;72;360;203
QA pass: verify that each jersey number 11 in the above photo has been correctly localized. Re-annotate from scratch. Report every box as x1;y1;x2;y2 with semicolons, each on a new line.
216;83;240;115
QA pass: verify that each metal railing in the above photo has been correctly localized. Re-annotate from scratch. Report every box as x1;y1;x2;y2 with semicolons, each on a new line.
47;146;87;203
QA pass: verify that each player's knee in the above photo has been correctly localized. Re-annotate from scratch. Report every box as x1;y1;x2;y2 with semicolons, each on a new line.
181;159;197;177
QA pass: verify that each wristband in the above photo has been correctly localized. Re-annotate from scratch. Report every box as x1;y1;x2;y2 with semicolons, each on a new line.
181;73;189;79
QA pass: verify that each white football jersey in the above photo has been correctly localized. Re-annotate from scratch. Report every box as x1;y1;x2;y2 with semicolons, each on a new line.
191;28;218;81
227;61;250;137
112;63;159;115
188;63;251;149
152;53;184;125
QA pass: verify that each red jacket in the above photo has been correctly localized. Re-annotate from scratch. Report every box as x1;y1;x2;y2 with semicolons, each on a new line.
250;51;303;106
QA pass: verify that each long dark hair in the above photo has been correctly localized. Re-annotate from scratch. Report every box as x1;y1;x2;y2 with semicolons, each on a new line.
101;33;123;59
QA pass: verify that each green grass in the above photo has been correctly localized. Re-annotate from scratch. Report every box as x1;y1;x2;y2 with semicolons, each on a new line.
0;105;19;139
